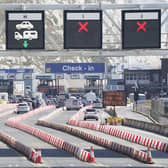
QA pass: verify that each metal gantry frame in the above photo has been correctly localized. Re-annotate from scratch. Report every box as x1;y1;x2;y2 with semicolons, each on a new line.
0;3;168;57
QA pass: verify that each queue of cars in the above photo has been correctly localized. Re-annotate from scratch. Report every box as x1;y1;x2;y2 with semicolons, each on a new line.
11;92;103;120
9;95;43;114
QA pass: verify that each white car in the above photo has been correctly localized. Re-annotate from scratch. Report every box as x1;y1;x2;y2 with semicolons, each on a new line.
16;21;34;30
16;102;30;114
84;108;99;121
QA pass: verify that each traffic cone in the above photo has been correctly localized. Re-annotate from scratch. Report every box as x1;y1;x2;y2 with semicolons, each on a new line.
35;148;42;163
90;146;95;162
29;148;36;162
147;147;153;164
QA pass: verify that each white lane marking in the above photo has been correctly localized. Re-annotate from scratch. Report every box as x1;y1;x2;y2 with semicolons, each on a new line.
69;164;75;167
92;162;109;167
39;108;63;120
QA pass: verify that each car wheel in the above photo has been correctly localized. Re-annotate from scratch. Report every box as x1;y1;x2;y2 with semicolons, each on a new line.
84;118;86;121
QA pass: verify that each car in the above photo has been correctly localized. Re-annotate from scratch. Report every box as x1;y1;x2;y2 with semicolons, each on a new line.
16;102;30;114
93;99;103;108
16;21;34;30
84;108;99;121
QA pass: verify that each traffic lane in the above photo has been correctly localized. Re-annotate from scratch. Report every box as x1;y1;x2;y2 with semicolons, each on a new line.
115;106;152;123
48;109;147;150
48;109;168;167
46;110;165;167
110;125;168;144
23;109;111;167
22;108;150;167
0;110;84;167
9;108;100;167
60;124;168;168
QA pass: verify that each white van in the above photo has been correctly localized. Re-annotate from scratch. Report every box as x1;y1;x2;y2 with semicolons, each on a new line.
65;97;82;110
0;92;8;104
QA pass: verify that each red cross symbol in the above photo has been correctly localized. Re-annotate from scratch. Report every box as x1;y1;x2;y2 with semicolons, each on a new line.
137;21;147;32
78;21;88;32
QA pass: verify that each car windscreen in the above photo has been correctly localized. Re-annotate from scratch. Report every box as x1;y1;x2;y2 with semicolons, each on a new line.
86;109;96;112
18;104;27;106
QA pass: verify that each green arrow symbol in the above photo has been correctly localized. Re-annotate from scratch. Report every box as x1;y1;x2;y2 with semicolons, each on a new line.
23;40;28;48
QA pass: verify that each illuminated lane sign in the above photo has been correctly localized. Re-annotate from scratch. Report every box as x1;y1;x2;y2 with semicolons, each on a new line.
64;10;102;49
122;10;161;49
45;63;105;74
6;11;44;49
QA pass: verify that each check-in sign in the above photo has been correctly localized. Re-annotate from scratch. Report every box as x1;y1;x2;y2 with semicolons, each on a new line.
6;11;44;49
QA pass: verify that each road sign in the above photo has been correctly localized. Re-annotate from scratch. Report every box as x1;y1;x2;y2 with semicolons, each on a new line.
6;11;44;49
103;91;126;107
122;10;161;49
45;63;105;73
13;81;24;96
64;10;102;49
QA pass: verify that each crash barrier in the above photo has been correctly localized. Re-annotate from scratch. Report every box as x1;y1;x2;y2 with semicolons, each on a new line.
6;120;91;162
123;118;168;137
0;104;17;113
68;119;168;154
0;131;41;163
133;100;151;116
37;119;153;164
150;98;168;124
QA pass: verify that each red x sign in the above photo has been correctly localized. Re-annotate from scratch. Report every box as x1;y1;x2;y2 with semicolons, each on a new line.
78;21;88;32
137;21;147;32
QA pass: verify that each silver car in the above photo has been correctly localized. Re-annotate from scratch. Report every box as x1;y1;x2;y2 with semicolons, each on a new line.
84;108;99;121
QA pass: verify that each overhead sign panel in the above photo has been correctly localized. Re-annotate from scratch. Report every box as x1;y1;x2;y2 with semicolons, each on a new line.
45;63;105;74
64;10;102;49
6;11;44;49
36;74;55;80
122;10;161;49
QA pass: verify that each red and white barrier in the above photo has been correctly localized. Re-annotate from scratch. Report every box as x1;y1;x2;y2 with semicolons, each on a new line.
67;107;168;154
6;106;91;162
37;119;153;164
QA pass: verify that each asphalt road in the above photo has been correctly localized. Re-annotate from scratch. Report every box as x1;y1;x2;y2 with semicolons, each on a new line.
0;106;167;167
